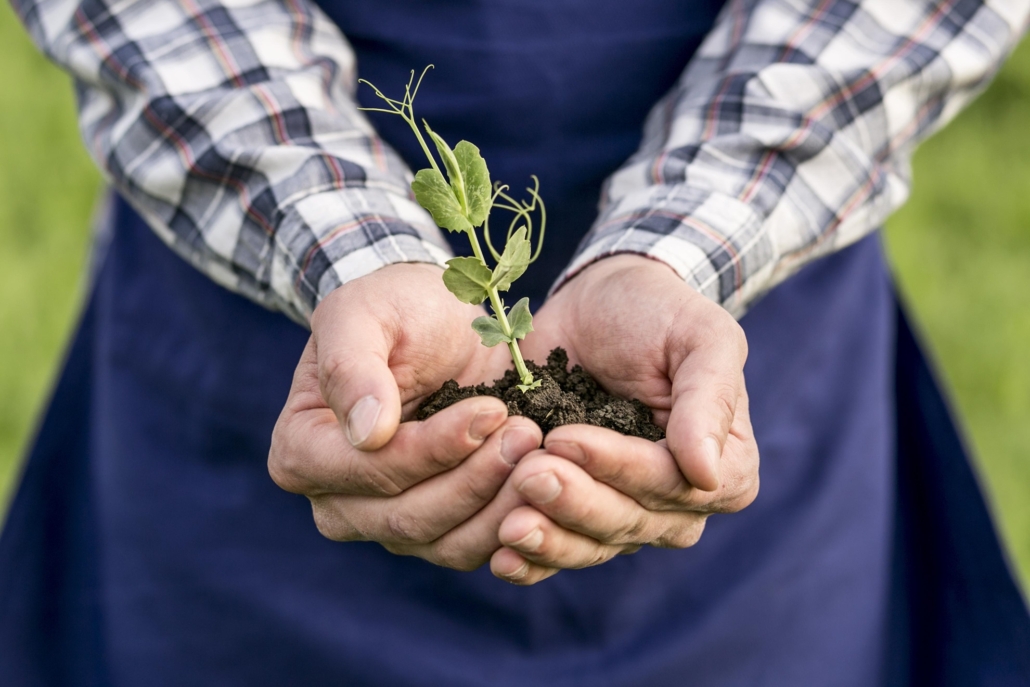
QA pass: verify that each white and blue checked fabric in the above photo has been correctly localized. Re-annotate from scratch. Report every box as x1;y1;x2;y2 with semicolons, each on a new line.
13;0;1030;323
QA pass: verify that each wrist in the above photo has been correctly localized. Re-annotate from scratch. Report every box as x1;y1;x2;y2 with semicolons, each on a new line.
311;262;449;333
561;253;684;301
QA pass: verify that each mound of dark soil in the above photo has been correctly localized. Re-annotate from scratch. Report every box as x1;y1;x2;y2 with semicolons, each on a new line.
416;348;664;441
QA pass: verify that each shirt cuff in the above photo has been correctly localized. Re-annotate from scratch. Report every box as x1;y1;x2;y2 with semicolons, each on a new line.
266;188;454;325
552;185;777;319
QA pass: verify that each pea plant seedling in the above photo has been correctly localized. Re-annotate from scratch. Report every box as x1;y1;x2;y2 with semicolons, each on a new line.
360;67;546;391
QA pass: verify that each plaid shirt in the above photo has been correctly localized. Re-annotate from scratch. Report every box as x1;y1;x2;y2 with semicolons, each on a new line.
14;0;1030;323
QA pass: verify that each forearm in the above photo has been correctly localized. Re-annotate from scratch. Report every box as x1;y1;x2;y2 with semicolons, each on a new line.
560;0;1030;317
13;0;451;323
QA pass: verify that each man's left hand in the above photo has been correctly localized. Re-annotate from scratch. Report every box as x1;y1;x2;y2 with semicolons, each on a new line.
489;254;760;584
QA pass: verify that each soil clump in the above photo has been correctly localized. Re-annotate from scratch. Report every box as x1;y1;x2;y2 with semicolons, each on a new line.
416;348;664;440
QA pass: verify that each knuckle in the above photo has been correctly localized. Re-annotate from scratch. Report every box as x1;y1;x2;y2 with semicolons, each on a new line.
584;546;614;569
612;516;652;546
423;441;468;475
311;499;359;542
737;475;762;512
455;469;503;511
743;475;760;507
384;510;435;545
312;512;338;540
707;457;760;514
724;473;760;513
267;452;296;493
657;518;707;549
356;463;405;497
648;480;692;511
267;435;308;495
637;495;667;512
429;541;483;572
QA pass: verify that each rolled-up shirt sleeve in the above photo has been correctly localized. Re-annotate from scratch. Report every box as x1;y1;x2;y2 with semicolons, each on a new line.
13;0;452;324
558;0;1030;318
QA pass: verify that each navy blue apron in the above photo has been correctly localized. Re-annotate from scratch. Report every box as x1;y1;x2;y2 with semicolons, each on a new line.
2;1;1029;684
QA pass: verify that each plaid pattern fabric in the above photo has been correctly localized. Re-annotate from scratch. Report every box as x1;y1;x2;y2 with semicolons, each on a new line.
559;0;1030;316
14;0;1030;323
14;0;452;324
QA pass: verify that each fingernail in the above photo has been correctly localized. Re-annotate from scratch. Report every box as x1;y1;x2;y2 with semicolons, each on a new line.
469;408;506;441
518;472;561;504
703;436;722;487
500;427;537;465
501;560;530;581
346;395;381;447
511;528;544;554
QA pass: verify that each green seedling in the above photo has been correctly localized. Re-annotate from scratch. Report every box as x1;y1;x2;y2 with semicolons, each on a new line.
360;67;546;392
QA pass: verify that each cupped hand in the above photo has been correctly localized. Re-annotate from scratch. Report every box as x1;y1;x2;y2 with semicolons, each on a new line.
489;254;760;583
268;263;542;570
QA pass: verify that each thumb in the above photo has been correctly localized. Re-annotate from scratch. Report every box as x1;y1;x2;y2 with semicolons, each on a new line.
665;327;747;492
312;293;403;452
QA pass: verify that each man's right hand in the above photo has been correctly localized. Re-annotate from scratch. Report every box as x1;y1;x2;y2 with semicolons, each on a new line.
268;263;542;570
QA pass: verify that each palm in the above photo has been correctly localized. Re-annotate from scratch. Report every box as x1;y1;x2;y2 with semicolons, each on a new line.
520;255;755;493
313;263;515;421
521;258;685;425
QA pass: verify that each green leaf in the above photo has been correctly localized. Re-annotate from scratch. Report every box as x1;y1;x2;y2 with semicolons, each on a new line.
517;379;542;393
491;226;531;291
471;315;511;347
454;141;491;226
507;297;534;340
424;123;468;214
411;168;471;234
442;257;492;304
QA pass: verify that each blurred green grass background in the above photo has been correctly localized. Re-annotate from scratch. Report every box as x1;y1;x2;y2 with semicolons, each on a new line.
1;5;1027;590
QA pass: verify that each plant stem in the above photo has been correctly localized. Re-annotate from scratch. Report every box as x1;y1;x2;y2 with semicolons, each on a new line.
465;229;535;386
366;84;536;388
403;114;442;178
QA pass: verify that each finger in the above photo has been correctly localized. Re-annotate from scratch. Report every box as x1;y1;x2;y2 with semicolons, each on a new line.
311;291;403;451
497;506;625;570
666;320;748;491
544;425;693;510
701;387;761;515
490;547;560;586
421;449;539;570
272;395;509;497
545;423;757;518
507;453;657;545
312;418;542;547
280;336;324;409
